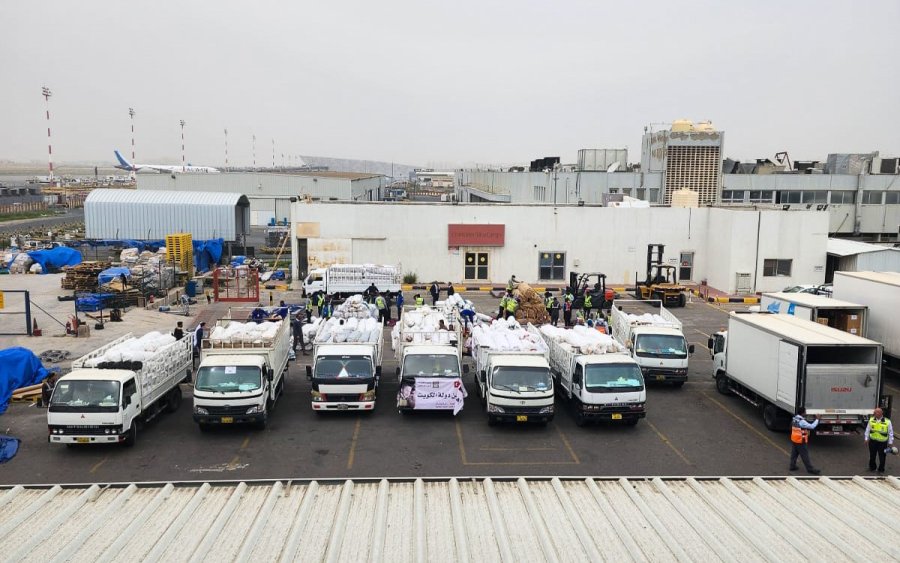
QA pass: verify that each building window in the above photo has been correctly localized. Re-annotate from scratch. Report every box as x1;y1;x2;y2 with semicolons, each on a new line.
635;188;646;200
862;191;884;205
886;192;900;204
648;188;660;203
801;191;827;204
748;190;773;203
763;259;792;277
539;252;565;280
777;191;802;204
721;190;744;203
464;252;489;280
830;191;856;204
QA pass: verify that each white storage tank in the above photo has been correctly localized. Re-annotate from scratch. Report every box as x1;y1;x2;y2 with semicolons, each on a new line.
577;149;628;171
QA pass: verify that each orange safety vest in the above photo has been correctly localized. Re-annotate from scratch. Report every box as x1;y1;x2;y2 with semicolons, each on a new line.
790;424;809;444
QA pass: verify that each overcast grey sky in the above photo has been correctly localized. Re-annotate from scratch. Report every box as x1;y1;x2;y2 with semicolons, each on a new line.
1;0;898;167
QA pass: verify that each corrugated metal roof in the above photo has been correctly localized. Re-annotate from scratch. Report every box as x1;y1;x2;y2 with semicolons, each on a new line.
730;312;878;345
1;477;898;562
761;292;865;310
827;238;900;257
85;188;249;207
835;270;900;287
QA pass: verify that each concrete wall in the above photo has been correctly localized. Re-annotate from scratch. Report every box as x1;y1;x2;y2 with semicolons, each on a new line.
290;202;828;293
458;170;662;204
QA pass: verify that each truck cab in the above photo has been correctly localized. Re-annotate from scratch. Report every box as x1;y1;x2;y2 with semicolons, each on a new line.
397;345;467;414
193;355;280;430
709;331;727;377
307;344;380;412
48;369;145;446
476;353;554;425
303;268;327;296
562;355;646;426
628;326;693;385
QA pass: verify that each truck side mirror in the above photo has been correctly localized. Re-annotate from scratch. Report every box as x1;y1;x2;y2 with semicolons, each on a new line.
689;344;695;355
395;366;400;377
463;365;470;374
707;337;714;351
480;370;486;382
305;365;313;380
375;366;382;378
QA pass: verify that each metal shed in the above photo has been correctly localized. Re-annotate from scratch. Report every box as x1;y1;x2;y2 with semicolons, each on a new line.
85;189;250;241
1;476;899;562
827;238;900;280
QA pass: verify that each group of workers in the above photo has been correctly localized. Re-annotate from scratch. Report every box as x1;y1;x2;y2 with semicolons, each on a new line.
790;407;895;474
496;277;605;330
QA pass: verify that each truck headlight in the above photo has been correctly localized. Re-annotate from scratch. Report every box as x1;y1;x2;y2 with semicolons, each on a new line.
246;406;259;414
359;390;376;401
488;404;505;413
311;391;325;402
194;406;209;415
629;403;645;411
539;405;554;414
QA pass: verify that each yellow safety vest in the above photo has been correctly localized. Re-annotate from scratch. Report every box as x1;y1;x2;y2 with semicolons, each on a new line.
375;296;386;309
790;424;808;444
305;300;313;312
317;294;324;307
584;295;593;308
415;296;424;306
505;298;518;313
869;417;890;442
545;297;553;308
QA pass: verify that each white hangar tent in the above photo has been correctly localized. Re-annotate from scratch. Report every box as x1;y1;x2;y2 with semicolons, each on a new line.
826;238;900;280
85;189;250;241
1;476;899;561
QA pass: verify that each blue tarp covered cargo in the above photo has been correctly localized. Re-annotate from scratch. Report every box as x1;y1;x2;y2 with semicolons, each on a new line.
98;267;132;285
0;347;50;414
26;247;82;274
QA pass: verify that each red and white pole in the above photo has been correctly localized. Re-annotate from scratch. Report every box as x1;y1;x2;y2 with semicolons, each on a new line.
224;128;229;168
128;108;136;180
42;86;53;184
271;138;275;169
252;134;256;168
180;120;186;172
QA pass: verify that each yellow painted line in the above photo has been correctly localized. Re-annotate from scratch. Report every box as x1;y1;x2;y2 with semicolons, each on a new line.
89;457;108;474
478;286;493;291
647;421;693;466
478;447;557;452
226;455;241;469
694;328;711;338
700;391;790;457
743;297;760;304
555;425;581;465
346;417;362;470
240;436;250;450
455;420;469;465
461;461;580;466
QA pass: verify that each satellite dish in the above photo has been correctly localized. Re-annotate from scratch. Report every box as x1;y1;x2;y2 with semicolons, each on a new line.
606;162;620;173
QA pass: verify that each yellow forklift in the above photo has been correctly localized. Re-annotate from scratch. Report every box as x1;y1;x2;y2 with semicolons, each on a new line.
634;244;688;307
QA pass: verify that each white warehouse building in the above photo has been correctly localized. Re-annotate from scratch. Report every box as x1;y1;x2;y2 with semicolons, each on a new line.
137;171;384;226
290;202;828;294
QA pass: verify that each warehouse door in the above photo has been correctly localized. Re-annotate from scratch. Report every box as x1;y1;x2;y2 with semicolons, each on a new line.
464;251;489;281
679;252;694;281
297;238;308;279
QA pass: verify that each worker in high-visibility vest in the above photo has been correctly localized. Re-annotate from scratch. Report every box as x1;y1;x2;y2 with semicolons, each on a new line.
544;292;553;318
504;295;518;319
582;292;593;321
375;293;388;324
498;291;511;319
865;407;894;473
316;292;325;316
789;407;821;474
414;294;424;307
305;297;314;323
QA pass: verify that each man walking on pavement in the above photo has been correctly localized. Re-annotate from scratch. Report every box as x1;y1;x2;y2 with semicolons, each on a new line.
429;281;440;306
550;297;561;326
192;322;206;361
865;407;894;473
396;291;404;319
789;407;821;474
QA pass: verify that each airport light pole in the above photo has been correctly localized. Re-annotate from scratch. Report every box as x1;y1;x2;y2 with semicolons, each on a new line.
179;120;186;172
271;138;275;169
128;108;136;180
224;128;229;169
42;86;53;184
252;134;256;169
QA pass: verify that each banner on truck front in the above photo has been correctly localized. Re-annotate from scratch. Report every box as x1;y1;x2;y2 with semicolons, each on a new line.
397;377;467;415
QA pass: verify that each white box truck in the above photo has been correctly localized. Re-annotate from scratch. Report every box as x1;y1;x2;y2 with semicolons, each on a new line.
709;312;884;435
306;320;384;413
394;306;468;414
48;332;193;446
760;292;868;337
194;316;291;430
471;322;554;426
535;325;646;426
832;271;900;372
610;299;694;386
303;264;401;298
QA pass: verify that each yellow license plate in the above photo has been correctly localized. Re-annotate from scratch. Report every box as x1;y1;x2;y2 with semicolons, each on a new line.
516;415;528;422
612;413;623;420
655;375;666;381
221;417;234;424
76;437;90;443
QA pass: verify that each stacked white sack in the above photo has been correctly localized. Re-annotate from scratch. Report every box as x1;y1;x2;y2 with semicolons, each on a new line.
85;331;178;366
625;312;669;325
539;324;626;355
331;294;378;320
315;316;381;344
301;317;323;339
209;320;282;344
472;319;547;353
393;305;457;347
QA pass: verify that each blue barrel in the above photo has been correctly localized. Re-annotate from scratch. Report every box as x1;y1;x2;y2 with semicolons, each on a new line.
185;280;197;297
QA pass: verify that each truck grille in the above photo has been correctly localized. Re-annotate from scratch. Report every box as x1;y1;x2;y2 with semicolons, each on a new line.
51;425;113;436
323;394;360;403
204;405;252;416
508;406;549;414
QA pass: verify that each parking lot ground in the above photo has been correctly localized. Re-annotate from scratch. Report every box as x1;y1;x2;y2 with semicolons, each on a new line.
1;297;896;484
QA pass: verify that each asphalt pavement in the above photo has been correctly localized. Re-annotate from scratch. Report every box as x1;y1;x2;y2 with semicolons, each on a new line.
2;295;896;485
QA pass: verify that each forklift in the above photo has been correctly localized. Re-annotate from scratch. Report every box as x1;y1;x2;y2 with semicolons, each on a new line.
567;271;615;311
634;244;688;307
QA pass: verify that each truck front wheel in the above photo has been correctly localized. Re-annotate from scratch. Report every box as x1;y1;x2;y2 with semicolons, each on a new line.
763;404;786;431
715;373;731;395
123;423;137;447
574;410;587;427
165;388;182;413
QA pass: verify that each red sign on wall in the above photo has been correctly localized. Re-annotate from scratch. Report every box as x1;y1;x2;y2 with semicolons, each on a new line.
448;224;505;247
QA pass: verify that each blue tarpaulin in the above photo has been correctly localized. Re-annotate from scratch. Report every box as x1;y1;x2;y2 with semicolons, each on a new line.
98;267;132;285
0;347;50;414
26;247;82;274
193;238;224;273
75;293;117;312
0;435;20;463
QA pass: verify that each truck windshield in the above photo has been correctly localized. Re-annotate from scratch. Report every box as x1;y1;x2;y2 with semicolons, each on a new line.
315;356;373;379
585;364;645;392
634;335;687;358
49;380;121;412
195;366;261;393
403;354;460;377
491;367;552;392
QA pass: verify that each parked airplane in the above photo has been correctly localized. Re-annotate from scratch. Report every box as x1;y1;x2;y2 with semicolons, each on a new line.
114;150;219;174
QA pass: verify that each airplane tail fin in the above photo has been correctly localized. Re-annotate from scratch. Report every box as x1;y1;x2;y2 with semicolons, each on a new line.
114;149;133;170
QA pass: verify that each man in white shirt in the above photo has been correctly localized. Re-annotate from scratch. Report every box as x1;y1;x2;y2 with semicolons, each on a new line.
864;407;894;473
